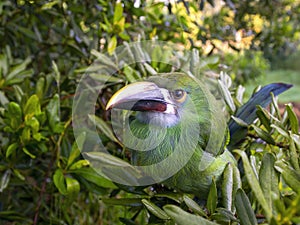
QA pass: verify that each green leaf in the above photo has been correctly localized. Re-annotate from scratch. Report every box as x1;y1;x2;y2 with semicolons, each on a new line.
6;57;31;81
251;125;275;145
53;168;67;195
24;95;41;117
88;114;120;144
207;178;217;214
22;147;36;159
218;79;236;113
6;142;18;158
289;139;300;172
0;90;9;105
286;104;299;134
212;208;238;223
119;218;136;225
183;195;207;217
256;105;271;131
230;116;248;127
142;199;170;220
163;205;218;225
259;153;279;212
123;64;140;83
271;124;290;139
113;2;123;23
65;176;80;201
46;94;64;133
7;102;22;130
83;152;142;185
67;132;86;167
71;167;117;189
68;160;89;170
0;170;11;192
13;169;25;181
235;189;257;225
25;116;40;133
89;73;123;83
35;76;45;100
0;210;32;223
102;197;143;207
222;163;234;211
234;150;272;221
143;63;157;75
275;162;300;194
91;50;118;70
108;36;117;55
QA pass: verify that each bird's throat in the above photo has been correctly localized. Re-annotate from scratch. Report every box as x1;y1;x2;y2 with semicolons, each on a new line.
136;111;180;128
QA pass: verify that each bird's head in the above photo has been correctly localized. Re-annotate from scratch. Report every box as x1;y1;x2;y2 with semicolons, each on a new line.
106;73;208;128
106;73;227;156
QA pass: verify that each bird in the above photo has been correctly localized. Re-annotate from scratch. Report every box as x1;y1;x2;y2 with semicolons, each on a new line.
106;72;292;197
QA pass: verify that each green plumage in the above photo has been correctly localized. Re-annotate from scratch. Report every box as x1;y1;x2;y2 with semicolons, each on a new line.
114;73;235;196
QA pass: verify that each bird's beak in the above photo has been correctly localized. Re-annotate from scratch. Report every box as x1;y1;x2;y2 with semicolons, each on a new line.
106;82;176;114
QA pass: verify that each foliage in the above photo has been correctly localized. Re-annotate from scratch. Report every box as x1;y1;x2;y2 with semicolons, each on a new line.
0;0;299;224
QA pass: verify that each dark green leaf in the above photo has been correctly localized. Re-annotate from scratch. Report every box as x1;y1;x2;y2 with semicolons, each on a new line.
46;94;64;133
102;198;143;207
256;105;271;132
183;195;207;217
235;189;257;225
259;153;279;212
163;205;218;225
234;150;272;220
286;104;299;134
71;167;117;189
142;199;170;220
207;178;217;214
251;125;275;145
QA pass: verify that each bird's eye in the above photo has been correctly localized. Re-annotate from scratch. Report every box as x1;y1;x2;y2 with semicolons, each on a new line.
171;89;187;103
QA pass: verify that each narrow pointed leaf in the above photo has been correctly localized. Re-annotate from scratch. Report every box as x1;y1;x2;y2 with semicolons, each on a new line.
88;114;121;144
163;205;218;225
207;178;217;214
102;198;143;207
222;163;234;211
235;189;257;225
183;195;207;217
256;105;271;132
275;162;300;194
286;104;299;134
251;125;275;145
142;199;170;220
259;153;279;211
218;80;236;113
234;150;272;220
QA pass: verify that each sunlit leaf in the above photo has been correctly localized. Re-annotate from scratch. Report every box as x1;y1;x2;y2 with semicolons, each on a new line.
53;168;67;195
